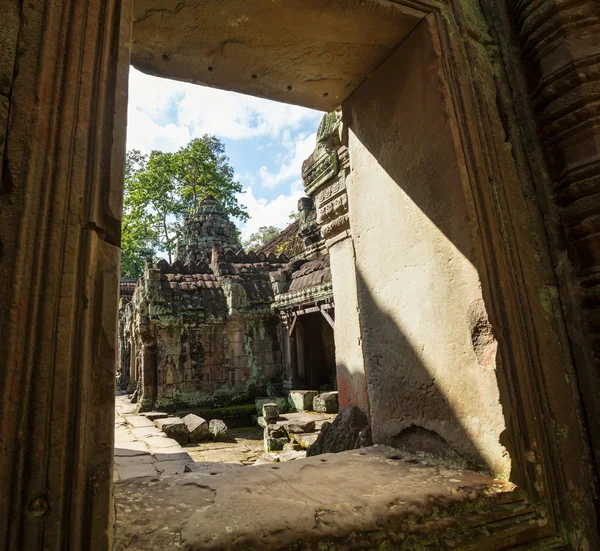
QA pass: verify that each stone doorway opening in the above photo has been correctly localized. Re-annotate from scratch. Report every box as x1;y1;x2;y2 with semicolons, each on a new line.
3;0;600;548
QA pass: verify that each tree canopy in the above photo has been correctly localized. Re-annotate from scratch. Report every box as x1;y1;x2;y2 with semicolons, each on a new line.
121;136;247;279
242;226;282;252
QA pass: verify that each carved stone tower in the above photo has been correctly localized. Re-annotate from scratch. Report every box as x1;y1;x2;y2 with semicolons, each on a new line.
175;196;240;263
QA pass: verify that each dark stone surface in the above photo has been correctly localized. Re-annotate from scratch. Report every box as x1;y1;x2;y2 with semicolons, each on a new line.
307;405;371;457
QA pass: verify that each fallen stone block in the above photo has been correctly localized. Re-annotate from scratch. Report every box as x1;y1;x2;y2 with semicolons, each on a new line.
255;397;289;414
291;432;319;449
283;442;303;452
267;424;288;439
264;426;289;452
209;419;230;442
262;403;279;423
307;405;372;457
287;390;318;411
284;420;316;434
182;413;211;443
155;417;189;445
313;391;339;414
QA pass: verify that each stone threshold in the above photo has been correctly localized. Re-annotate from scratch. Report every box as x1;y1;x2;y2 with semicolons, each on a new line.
114;445;553;550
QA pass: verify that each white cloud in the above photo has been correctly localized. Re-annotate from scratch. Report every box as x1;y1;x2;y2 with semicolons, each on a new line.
126;68;322;152
258;132;316;188
237;184;304;240
126;103;191;153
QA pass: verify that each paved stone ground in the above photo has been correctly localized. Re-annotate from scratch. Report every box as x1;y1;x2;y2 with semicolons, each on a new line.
114;445;545;551
186;426;264;465
114;392;195;482
114;393;339;482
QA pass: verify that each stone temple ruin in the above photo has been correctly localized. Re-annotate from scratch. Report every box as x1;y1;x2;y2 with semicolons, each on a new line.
118;114;345;417
3;1;600;550
118;121;341;412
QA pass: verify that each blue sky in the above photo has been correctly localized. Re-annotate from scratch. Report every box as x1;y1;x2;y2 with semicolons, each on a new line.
126;68;324;240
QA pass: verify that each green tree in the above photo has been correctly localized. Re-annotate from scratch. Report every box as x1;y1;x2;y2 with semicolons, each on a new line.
120;137;247;277
124;150;182;263
174;136;248;220
242;226;281;251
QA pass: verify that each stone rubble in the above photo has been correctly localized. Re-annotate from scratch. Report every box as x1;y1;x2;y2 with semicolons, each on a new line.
313;391;339;413
262;403;280;423
182;413;211;443
287;390;319;411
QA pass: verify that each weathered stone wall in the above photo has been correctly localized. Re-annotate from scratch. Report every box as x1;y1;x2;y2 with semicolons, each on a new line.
124;259;284;411
342;17;508;476
0;0;132;549
505;0;600;481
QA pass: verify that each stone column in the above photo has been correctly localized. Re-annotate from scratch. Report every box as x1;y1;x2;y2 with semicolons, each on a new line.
316;173;370;413
304;112;370;413
509;0;600;473
0;0;132;549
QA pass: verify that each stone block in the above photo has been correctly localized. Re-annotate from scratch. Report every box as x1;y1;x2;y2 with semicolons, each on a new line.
307;405;372;457
154;451;193;462
257;416;268;428
144;436;181;449
262;403;279;423
209;419;230;442
267;424;287;439
255;397;289;414
264;436;288;453
264;425;289;452
291;432;319;450
313;391;339;413
283;442;303;452
141;411;170;422
284;421;316;435
287;390;318;411
125;415;155;429
182;414;211;443
155;418;189;445
131;426;164;440
114;442;150;457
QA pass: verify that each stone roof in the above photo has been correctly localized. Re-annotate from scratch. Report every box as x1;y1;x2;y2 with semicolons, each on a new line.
288;255;331;293
257;220;304;259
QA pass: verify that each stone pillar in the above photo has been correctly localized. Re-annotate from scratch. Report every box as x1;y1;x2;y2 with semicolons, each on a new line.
0;0;132;549
139;342;157;411
305;112;370;413
509;0;600;473
325;225;369;412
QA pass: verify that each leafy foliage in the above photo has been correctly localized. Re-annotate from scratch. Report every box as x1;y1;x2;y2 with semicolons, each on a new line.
242;226;282;251
121;136;247;278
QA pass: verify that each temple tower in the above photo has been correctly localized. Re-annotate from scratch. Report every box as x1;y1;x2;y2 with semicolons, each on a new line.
175;196;240;263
